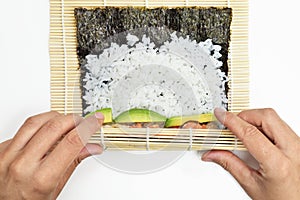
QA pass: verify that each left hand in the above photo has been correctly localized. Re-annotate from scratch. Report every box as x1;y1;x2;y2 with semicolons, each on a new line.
0;111;104;200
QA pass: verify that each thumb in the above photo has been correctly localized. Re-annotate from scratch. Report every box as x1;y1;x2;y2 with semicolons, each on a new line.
54;144;103;198
202;150;258;192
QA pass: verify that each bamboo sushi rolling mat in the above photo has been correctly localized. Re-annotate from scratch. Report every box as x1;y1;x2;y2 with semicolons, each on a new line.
49;0;249;151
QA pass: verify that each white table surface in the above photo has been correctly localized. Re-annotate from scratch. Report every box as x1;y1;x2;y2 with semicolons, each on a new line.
1;0;300;199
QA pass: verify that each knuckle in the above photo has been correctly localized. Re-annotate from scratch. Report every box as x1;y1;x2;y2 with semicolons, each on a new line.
237;110;247;118
74;157;83;166
49;110;60;116
295;139;300;152
69;113;82;121
68;114;83;127
8;159;26;180
45;120;63;133
24;116;41;128
223;112;235;126
241;171;257;188
219;153;236;172
65;132;83;147
237;110;251;122
0;155;6;172
270;159;291;180
242;125;259;139
32;172;54;193
263;108;277;118
219;159;230;171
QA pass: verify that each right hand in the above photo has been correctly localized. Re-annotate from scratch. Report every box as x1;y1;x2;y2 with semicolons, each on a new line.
202;108;300;200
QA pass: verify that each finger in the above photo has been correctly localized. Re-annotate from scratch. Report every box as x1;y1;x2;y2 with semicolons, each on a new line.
0;139;12;153
202;150;260;197
53;144;103;198
41;113;104;182
21;114;83;161
1;111;61;168
214;108;282;171
238;108;298;149
6;111;61;153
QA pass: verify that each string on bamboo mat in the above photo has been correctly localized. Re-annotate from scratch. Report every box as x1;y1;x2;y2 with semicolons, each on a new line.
189;128;193;151
146;127;150;151
100;127;106;150
145;0;149;8
185;0;189;6
60;0;67;115
234;136;238;151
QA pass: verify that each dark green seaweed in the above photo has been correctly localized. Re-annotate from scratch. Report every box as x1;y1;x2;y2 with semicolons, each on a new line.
74;7;232;114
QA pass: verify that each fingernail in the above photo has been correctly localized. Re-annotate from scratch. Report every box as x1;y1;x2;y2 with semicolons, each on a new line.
86;144;103;155
214;107;226;123
95;112;104;120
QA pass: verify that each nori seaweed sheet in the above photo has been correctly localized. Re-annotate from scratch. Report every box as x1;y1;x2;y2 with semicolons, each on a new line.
74;7;232;114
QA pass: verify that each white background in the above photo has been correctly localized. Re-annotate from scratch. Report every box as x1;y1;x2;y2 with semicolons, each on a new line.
1;0;300;199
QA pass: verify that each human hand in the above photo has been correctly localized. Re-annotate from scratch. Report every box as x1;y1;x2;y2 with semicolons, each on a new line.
202;108;300;200
0;111;104;200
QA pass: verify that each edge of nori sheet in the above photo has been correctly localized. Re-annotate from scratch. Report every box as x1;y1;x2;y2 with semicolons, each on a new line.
74;7;232;115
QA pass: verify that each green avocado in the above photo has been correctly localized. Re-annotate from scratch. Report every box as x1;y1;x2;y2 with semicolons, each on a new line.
114;108;167;123
85;108;113;123
165;113;215;128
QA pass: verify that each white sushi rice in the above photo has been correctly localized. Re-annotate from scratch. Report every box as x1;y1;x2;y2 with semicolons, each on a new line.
83;32;228;118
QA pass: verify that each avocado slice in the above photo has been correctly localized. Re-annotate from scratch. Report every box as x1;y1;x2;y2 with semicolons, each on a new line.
165;113;215;128
85;108;113;123
114;108;167;123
